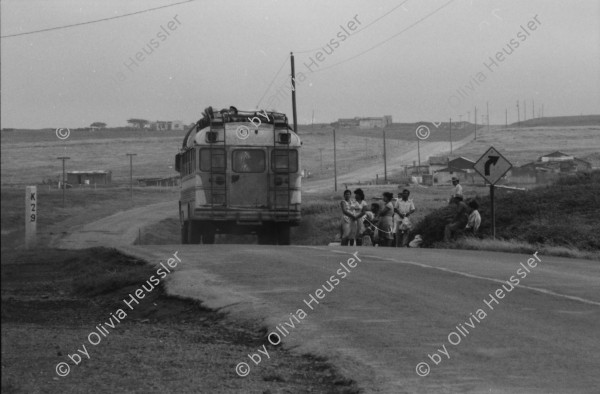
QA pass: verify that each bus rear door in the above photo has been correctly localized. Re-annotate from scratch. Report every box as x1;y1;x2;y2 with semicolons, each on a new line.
228;148;269;208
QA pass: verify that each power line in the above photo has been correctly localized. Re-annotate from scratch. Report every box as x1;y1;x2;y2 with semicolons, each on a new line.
257;1;414;107
1;0;196;39
308;0;456;74
255;55;289;108
294;0;411;54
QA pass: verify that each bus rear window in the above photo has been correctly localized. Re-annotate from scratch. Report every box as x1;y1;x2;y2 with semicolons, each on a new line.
233;150;265;173
271;149;298;172
200;148;226;171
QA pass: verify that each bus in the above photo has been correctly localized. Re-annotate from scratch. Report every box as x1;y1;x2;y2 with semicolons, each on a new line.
175;106;302;245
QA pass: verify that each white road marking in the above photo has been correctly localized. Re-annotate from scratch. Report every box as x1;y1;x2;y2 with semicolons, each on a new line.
297;246;600;307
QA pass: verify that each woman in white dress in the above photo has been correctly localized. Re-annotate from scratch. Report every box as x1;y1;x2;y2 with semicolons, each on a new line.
353;188;369;246
340;190;358;246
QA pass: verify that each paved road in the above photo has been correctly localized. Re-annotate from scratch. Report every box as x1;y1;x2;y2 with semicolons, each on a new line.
117;244;600;393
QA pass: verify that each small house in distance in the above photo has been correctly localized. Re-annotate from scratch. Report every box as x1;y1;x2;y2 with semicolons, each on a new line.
430;156;479;185
433;167;468;185
447;157;475;172
519;151;592;174
337;118;360;127
359;116;393;129
334;116;392;128
138;176;179;187
428;156;449;173
507;151;593;185
149;120;184;131
66;170;112;185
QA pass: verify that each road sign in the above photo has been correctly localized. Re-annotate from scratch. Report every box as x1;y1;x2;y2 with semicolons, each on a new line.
26;186;37;249
473;146;512;185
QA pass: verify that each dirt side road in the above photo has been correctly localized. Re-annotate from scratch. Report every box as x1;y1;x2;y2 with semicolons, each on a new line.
54;201;176;249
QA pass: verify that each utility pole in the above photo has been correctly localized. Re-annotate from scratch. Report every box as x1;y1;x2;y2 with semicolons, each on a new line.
449;118;453;154
311;108;315;129
57;156;70;208
474;106;477;140
417;138;421;175
524;100;527;122
383;128;387;182
333;128;337;191
290;52;298;132
318;148;324;173
126;153;137;201
490;184;496;239
505;108;508;128
517;101;520;127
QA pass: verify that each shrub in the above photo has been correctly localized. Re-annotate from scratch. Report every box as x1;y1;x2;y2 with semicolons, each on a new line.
413;170;600;250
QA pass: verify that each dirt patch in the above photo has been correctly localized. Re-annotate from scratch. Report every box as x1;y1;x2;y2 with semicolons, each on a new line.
1;247;361;393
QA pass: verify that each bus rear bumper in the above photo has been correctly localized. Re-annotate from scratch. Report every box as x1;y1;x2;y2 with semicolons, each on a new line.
192;209;301;225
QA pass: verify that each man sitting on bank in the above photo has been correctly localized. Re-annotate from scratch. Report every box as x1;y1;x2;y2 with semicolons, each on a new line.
465;200;481;236
450;177;463;202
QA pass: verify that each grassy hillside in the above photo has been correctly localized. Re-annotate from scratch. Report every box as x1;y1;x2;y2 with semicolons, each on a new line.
511;114;600;128
447;125;599;167
412;171;600;252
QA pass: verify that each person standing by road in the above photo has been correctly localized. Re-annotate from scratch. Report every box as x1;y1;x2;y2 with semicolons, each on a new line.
340;190;358;246
444;196;469;242
394;189;416;247
378;192;395;247
450;177;463;202
353;188;369;246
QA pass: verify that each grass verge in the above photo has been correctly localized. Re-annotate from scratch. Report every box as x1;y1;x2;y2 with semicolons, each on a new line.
1;247;361;394
439;237;600;261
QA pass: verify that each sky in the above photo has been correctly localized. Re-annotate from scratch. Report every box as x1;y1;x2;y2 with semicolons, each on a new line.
1;0;599;128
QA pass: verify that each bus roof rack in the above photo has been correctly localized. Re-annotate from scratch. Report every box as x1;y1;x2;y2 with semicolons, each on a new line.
182;106;292;149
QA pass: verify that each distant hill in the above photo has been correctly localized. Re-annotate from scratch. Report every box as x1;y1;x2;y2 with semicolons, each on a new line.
510;115;600;127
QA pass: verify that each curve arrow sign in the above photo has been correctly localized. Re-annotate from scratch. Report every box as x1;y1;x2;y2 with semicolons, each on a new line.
484;155;499;175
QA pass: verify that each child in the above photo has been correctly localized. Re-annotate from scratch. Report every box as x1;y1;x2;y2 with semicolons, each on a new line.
465;200;481;236
362;203;380;246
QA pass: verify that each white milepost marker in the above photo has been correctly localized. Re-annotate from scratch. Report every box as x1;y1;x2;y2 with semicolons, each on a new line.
25;186;37;249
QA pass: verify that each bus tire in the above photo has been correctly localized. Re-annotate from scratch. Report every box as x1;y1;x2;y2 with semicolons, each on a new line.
181;221;189;244
202;222;216;244
189;221;202;244
276;224;291;245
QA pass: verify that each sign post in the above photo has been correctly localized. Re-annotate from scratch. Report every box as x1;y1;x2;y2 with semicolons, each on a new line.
473;147;512;238
25;186;37;249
